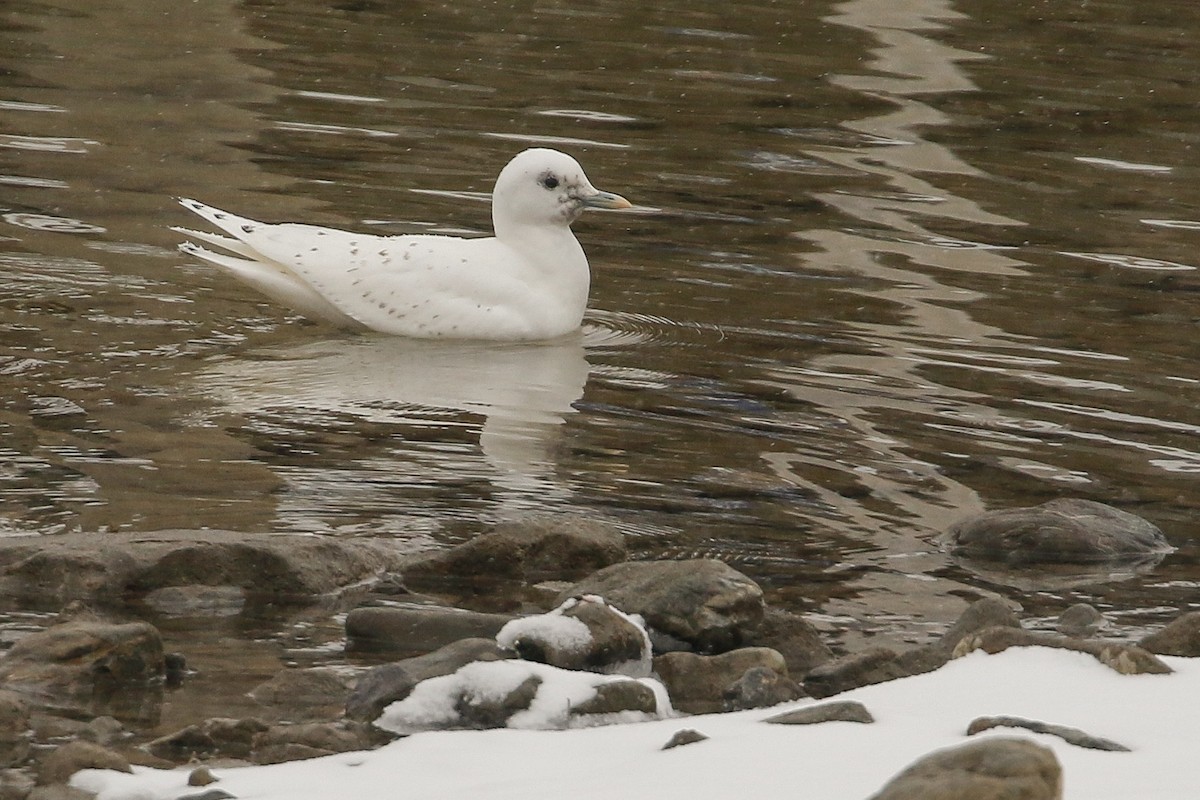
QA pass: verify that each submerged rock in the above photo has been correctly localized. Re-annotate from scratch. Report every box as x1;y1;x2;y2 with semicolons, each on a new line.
868;737;1062;800
559;559;764;653
943;498;1172;565
248;669;351;723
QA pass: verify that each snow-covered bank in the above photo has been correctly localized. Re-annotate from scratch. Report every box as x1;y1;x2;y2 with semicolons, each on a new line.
75;646;1198;800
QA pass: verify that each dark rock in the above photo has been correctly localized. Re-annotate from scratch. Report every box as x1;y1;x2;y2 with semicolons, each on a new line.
967;715;1130;751
764;700;874;725
722;666;803;711
344;605;514;655
497;596;650;676
868;737;1062;800
661;729;708;750
0;530;405;610
146;718;269;762
943;498;1172;564
455;675;542;730
560;559;764;653
654;648;791;713
0;619;164;722
749;609;832;675
1056;603;1106;638
0;691;30;768
248;669;350;722
403;514;627;586
345;638;508;721
1140;611;1200;656
570;680;659;718
953;626;1172;675
802;647;909;698
177;791;235;800
36;741;131;785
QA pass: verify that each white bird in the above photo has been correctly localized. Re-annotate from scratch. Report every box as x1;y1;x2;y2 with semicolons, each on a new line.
173;148;632;341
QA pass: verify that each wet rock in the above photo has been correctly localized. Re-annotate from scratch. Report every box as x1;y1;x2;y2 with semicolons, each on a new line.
146;718;269;762
721;666;803;711
344;604;514;655
497;596;650;676
0;619;164;722
967;715;1130;751
560;559;764;653
143;585;246;618
654;648;792;714
36;741;131;785
661;729;708;750
251;721;381;763
1056;603;1106;638
403;514;627;586
749;609;832;675
802;647;910;698
953;626;1172;675
569;680;659;718
0;530;405;610
0;691;31;768
248;669;350;722
345;637;508;722
939;599;1022;653
943;498;1172;564
0;769;35;799
868;737;1062;800
764;700;874;725
1140;611;1200;656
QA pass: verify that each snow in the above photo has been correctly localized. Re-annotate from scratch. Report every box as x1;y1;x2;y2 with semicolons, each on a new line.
73;647;1200;800
496;602;594;654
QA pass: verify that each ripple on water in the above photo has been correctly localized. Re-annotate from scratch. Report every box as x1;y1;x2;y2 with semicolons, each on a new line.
583;309;729;348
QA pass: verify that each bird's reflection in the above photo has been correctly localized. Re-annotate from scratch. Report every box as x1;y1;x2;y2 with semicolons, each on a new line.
196;333;591;516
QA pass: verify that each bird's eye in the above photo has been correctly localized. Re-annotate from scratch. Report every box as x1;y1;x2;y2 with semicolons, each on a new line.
541;175;559;190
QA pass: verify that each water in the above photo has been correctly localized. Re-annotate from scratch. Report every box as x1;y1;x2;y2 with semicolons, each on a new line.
4;0;1200;702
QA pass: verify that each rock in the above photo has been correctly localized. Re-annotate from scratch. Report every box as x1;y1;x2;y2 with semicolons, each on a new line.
0;531;405;611
497;596;650;676
345;638;508;722
0;691;30;768
722;666;803;711
79;716;125;747
802;647;910;698
764;700;874;725
177;791;234;800
1056;603;1105;638
1140;611;1200;656
36;741;131;785
143;585;246;618
403;514;627;586
654;648;792;713
250;743;332;765
0;619;164;722
248;669;350;722
27;787;94;800
559;559;764;653
749;609;832;675
187;767;217;787
953;626;1172;675
868;737;1062;800
146;718;270;762
943;498;1172;564
569;680;659;718
0;768;35;800
661;729;708;750
455;675;542;730
251;721;381;762
344;604;514;655
938;599;1022;653
967;716;1130;751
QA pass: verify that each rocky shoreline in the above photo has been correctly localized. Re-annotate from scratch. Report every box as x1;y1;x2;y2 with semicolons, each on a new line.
0;500;1191;799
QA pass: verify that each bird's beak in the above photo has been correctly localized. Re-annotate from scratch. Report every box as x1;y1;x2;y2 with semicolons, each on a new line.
580;189;633;210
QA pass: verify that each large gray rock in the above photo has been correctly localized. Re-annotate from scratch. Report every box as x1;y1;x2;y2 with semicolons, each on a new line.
344;604;515;655
953;626;1172;675
497;596;650;676
0;619;164;722
345;638;509;721
403;514;627;586
1140;611;1200;656
868;737;1062;800
559;559;764;653
654;648;793;714
943;499;1172;564
0;530;405;610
